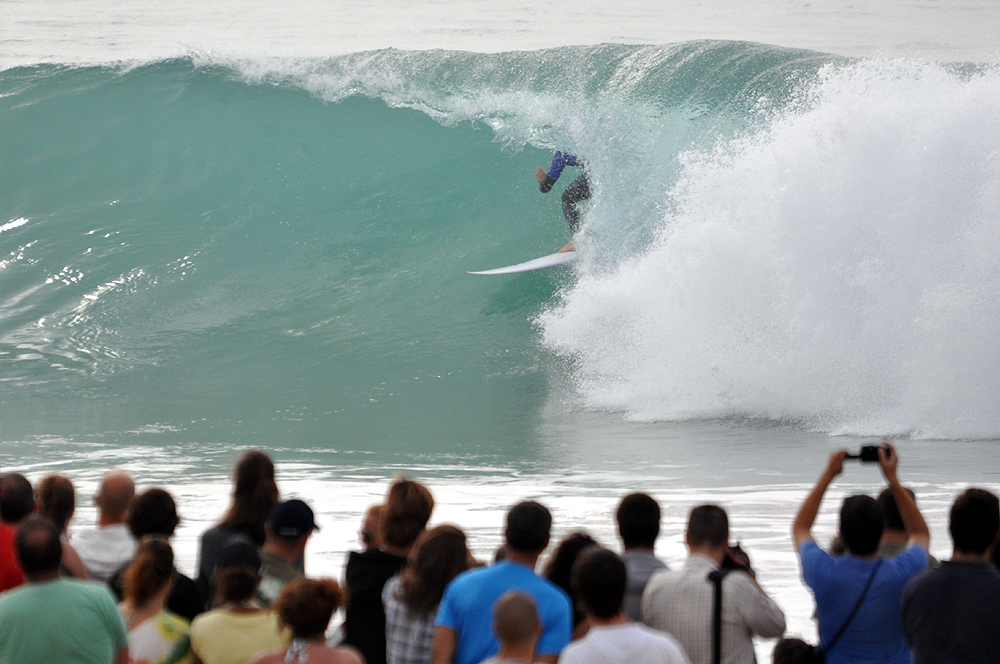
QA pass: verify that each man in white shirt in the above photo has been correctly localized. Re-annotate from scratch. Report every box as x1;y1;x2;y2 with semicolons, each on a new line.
561;547;688;664
642;505;785;664
73;470;136;581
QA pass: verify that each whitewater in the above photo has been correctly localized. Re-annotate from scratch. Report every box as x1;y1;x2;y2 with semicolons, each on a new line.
3;0;1000;654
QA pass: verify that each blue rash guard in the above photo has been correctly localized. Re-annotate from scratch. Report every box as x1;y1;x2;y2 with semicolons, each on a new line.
538;151;583;192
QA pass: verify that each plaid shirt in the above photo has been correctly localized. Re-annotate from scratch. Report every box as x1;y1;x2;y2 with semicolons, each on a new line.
641;554;785;664
382;575;437;664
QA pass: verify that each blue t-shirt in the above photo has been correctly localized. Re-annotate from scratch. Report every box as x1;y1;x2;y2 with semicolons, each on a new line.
800;541;928;664
435;561;572;664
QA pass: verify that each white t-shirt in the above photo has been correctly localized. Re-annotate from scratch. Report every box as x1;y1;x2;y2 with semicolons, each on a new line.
559;622;690;664
72;524;136;582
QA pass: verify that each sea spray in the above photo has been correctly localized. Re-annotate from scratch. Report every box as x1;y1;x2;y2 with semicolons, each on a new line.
539;58;1000;438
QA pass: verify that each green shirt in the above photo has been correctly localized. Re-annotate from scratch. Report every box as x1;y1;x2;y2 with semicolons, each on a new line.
256;551;303;607
0;577;128;664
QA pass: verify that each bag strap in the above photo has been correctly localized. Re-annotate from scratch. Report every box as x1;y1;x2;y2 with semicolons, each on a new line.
822;559;883;655
708;569;732;664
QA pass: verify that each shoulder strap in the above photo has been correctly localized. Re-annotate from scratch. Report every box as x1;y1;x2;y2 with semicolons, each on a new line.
708;569;732;664
822;559;883;655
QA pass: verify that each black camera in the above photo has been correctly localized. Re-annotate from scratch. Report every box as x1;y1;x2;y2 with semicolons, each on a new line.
846;444;891;463
722;542;755;577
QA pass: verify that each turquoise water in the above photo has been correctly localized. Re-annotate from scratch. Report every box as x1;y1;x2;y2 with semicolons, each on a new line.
0;44;822;450
4;45;1000;454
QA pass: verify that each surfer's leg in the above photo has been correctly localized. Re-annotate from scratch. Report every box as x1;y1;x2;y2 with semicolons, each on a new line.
562;173;591;234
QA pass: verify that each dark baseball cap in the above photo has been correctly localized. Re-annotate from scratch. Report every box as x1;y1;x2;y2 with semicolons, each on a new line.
268;499;319;538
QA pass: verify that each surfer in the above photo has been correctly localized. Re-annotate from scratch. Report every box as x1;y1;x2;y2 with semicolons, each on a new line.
535;151;590;253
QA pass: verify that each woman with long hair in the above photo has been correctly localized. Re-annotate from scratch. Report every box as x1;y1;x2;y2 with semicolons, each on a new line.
343;476;434;664
543;531;598;639
119;537;193;664
249;578;362;664
195;451;279;606
36;474;89;579
382;525;471;664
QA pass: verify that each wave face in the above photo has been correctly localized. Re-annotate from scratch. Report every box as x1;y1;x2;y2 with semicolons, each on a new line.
2;43;998;447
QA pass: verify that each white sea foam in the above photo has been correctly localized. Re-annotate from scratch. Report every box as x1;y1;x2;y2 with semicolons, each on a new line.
541;59;1000;439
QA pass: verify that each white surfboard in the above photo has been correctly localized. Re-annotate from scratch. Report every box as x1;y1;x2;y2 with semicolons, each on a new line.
469;250;577;275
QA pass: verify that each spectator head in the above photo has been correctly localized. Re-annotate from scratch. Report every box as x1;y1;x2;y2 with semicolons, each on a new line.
571;546;626;620
877;487;916;533
126;488;180;539
398;524;470;615
214;535;262;605
686;504;729;551
123;537;175;608
218;450;279;546
380;477;434;552
505;501;552;555
36;475;75;533
14;516;62;579
274;578;345;640
0;473;35;524
265;499;319;560
839;495;884;556
492;590;539;647
772;638;817;664
94;471;135;523
543;531;597;626
361;504;383;550
616;492;661;550
949;488;1000;556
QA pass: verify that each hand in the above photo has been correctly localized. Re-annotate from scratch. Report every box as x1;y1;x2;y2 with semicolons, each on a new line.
825;450;848;479
535;166;547;184
723;543;754;577
879;439;899;483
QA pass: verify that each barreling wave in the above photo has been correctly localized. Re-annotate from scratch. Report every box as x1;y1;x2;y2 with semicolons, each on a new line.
1;43;998;446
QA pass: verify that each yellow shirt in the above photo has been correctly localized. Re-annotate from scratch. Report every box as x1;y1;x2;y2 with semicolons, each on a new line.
190;609;288;664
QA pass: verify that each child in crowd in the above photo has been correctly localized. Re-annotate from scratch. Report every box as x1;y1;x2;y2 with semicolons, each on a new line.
480;591;540;664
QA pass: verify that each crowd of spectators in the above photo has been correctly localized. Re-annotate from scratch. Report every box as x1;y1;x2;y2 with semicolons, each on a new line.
0;443;998;664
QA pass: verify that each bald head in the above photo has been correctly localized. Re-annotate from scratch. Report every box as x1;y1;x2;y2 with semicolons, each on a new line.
96;471;135;524
492;591;539;646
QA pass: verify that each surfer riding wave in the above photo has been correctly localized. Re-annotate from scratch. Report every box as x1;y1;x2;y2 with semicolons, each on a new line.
535;151;590;253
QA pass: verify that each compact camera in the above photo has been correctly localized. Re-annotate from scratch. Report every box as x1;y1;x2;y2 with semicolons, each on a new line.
846;444;892;463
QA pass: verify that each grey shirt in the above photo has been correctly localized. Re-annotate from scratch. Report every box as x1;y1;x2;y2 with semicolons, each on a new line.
621;550;667;622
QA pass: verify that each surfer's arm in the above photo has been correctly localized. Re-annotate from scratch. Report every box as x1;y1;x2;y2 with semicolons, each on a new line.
792;450;847;549
537;151;581;193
